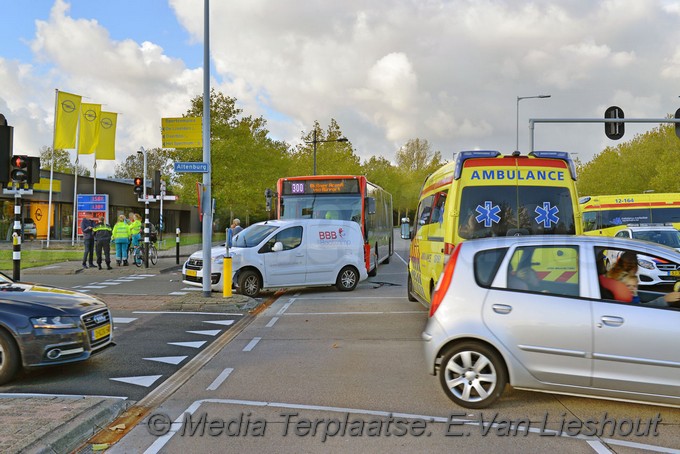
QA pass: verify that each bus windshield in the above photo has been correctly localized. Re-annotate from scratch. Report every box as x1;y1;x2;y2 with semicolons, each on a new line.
458;186;576;239
280;195;362;222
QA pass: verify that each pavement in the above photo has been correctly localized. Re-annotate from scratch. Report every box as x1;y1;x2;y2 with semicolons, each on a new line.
0;243;264;454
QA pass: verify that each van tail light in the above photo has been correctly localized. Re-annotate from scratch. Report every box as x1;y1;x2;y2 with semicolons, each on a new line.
430;243;462;317
444;242;456;255
364;244;371;272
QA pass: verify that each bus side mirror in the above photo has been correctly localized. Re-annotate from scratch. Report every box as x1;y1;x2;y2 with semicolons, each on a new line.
367;197;376;215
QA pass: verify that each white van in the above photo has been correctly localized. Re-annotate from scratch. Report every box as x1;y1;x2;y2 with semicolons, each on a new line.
182;219;368;296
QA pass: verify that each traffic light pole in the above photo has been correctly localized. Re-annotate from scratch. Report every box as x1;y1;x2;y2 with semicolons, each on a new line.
12;191;21;281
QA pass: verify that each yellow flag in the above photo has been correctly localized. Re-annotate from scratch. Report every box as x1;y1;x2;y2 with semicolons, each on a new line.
77;103;101;155
95;112;117;160
54;91;82;149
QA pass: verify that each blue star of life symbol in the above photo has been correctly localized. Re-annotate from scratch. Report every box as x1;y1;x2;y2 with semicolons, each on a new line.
475;201;501;227
535;202;560;228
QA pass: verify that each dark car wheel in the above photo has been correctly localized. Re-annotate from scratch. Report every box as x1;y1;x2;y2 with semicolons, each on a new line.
439;341;507;409
336;266;359;291
0;329;20;386
238;270;261;297
407;273;417;302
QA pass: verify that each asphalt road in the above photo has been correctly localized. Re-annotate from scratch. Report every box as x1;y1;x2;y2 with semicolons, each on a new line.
0;310;244;402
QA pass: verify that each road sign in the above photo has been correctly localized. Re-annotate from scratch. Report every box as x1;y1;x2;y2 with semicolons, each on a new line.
174;162;209;173
604;106;625;140
161;117;202;148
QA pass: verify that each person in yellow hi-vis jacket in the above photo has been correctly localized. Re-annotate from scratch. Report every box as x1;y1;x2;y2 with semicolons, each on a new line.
129;213;142;248
112;214;131;266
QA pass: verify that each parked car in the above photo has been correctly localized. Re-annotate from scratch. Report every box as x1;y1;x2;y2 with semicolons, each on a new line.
610;225;680;286
22;218;37;240
423;235;680;409
0;273;114;385
183;219;368;296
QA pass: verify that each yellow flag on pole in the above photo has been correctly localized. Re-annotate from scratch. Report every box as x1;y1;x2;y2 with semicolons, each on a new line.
54;91;82;149
77;103;101;155
95;112;117;160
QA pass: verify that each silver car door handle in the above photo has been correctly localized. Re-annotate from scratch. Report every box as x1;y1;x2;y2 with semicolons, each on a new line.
492;304;512;315
600;316;624;327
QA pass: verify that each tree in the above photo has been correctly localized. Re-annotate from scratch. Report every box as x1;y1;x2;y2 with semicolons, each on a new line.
39;147;91;176
292;119;361;176
393;138;446;216
113;147;174;183
576;123;680;195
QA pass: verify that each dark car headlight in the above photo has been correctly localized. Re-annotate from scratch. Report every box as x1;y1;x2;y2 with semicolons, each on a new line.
31;316;79;329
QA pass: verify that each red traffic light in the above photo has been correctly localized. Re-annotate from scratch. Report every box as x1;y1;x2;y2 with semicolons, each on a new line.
133;177;143;195
10;155;29;182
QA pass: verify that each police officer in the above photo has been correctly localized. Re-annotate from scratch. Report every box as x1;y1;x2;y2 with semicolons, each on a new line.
93;216;113;270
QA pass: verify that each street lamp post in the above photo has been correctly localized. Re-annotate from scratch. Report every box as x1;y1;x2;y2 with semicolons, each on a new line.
516;94;551;151
307;129;349;175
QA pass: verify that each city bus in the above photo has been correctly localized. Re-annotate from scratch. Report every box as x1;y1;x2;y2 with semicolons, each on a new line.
580;193;680;236
408;150;582;305
277;175;393;276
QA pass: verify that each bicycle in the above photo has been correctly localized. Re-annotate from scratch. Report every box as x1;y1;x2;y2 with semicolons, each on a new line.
132;242;158;267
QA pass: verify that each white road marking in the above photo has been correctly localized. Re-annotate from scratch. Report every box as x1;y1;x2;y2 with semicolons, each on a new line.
265;317;279;327
98;281;122;286
112;317;137;324
142;398;680;454
143;356;188;365
169;292;188;295
276;298;295;315
206;367;234;391
394;250;409;265
242;337;261;352
81;285;107;289
168;341;207;349
133;311;243;316
203;320;235;326
187;330;221;336
110;375;162;387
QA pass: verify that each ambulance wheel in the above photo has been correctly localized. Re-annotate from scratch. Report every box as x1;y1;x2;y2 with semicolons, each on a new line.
336;266;359;291
407;274;417;302
238;270;261;297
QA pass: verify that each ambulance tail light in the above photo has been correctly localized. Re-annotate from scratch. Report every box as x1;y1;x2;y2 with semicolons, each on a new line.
529;150;577;180
430;243;462;317
444;242;456;255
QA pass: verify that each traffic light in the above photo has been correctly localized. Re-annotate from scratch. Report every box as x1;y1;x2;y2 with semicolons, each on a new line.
133;177;143;195
27;156;40;187
675;108;680;140
0;118;13;184
604;105;624;140
10;155;29;183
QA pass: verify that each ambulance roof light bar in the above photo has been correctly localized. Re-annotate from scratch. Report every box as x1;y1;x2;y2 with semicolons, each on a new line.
453;150;501;180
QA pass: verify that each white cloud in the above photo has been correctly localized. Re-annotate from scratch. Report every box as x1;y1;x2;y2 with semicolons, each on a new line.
2;0;680;174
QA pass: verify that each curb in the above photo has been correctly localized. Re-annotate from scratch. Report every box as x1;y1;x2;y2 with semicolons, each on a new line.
19;398;128;454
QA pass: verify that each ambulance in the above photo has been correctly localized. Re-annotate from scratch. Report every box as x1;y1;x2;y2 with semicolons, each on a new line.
407;150;582;305
579;193;680;236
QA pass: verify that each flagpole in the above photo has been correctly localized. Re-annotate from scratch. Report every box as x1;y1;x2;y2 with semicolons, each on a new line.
72;154;78;246
93;159;97;194
47;89;58;248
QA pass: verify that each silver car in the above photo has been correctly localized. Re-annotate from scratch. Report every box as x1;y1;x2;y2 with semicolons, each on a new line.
423;235;680;409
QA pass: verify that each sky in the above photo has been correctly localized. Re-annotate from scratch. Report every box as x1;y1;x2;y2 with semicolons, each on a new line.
2;0;680;177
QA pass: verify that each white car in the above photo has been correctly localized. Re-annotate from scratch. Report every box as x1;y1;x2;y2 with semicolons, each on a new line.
610;225;680;286
182;219;368;296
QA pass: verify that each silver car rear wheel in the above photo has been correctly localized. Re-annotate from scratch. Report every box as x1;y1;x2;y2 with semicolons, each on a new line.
439;342;507;409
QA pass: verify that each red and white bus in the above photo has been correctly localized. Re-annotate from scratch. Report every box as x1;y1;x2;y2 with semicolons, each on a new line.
277;175;393;276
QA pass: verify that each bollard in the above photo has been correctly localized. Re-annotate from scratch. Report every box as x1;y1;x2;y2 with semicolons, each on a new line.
223;257;232;298
176;227;181;265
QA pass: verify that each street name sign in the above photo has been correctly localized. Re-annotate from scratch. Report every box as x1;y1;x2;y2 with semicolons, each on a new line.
174;161;209;173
